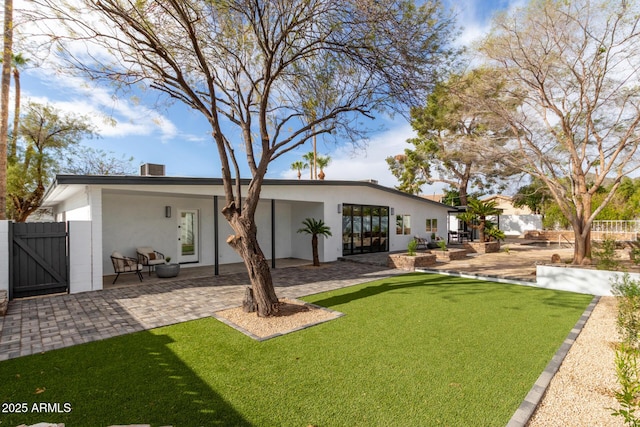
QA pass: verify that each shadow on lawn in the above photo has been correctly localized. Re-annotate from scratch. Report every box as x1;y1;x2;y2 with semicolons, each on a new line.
0;329;252;426
308;273;474;307
309;272;593;312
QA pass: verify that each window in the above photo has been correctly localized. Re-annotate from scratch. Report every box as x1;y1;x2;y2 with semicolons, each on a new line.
396;214;411;235
426;218;438;232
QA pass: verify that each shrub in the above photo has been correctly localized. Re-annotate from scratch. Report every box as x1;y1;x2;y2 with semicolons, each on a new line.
631;248;640;266
611;344;640;427
407;239;418;256
612;274;640;347
611;274;640;426
437;240;447;251
594;236;620;271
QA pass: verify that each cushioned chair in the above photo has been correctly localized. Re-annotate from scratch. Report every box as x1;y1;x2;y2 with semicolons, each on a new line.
110;251;143;284
136;247;166;276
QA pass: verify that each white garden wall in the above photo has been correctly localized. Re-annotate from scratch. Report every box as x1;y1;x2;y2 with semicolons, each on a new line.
0;221;9;294
536;265;640;296
500;214;543;236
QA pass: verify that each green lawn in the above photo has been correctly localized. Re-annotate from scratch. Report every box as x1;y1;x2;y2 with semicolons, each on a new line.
0;273;592;426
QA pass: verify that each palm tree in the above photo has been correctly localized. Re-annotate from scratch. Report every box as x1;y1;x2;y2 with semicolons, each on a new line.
302;151;315;179
290;160;306;180
316;155;331;180
297;218;332;266
458;199;501;242
9;53;28;161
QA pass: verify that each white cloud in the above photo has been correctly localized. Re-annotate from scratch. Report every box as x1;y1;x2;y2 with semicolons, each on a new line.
23;69;196;143
450;0;526;48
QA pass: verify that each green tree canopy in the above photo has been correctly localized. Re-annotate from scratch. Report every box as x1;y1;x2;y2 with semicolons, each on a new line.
8;102;96;221
387;68;516;203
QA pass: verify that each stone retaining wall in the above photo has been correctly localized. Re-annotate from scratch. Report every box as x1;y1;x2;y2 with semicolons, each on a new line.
524;229;636;242
388;253;437;271
434;248;468;261
463;241;500;254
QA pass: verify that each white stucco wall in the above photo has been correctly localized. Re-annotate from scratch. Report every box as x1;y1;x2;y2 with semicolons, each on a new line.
100;192;306;273
291;201;324;261
500;214;543;236
537;265;640;296
49;179;453;277
68;221;97;293
291;185;452;259
102;192;216;273
0;221;9;295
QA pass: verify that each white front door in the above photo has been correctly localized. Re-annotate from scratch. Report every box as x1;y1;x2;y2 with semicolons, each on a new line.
178;209;199;263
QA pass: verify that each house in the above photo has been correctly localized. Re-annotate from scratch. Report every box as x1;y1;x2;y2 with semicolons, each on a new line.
36;166;455;293
481;195;533;216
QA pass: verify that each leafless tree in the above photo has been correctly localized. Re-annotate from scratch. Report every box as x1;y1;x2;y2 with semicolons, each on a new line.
31;0;457;315
480;0;640;264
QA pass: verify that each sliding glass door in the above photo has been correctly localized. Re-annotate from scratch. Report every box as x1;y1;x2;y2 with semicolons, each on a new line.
342;204;389;256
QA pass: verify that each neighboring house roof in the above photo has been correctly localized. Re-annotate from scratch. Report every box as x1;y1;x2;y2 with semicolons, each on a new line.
420;194;446;203
41;174;458;210
481;194;533;215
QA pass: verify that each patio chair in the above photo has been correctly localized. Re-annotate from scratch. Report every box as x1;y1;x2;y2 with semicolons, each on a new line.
110;251;143;284
414;236;428;250
137;247;166;276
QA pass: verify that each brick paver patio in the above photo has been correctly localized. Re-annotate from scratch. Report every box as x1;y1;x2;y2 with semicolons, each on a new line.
0;261;401;361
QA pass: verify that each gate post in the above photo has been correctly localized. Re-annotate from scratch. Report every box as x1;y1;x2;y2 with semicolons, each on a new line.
0;221;10;298
68;221;98;293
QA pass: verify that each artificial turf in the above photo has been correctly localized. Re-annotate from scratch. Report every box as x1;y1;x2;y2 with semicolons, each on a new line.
0;273;593;426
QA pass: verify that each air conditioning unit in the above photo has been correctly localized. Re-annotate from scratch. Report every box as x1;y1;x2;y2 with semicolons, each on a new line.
140;163;166;176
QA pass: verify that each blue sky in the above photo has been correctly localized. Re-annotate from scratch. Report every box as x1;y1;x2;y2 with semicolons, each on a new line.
12;0;521;193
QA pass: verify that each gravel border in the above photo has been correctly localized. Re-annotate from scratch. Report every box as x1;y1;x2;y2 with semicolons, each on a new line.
212;299;344;341
527;295;624;426
507;296;600;426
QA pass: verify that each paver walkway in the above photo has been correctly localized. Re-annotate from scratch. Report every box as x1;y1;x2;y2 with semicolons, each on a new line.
0;262;402;361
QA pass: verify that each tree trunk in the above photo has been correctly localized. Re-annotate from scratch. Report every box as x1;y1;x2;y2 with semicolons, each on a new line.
10;67;19;161
478;218;486;242
0;0;13;220
572;220;592;265
225;214;279;317
312;234;319;266
571;194;593;265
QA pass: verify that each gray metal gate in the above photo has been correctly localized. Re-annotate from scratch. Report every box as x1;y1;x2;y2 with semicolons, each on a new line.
9;222;69;299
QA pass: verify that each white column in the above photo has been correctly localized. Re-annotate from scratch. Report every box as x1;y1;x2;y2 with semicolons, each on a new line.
0;221;10;295
68;221;97;293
